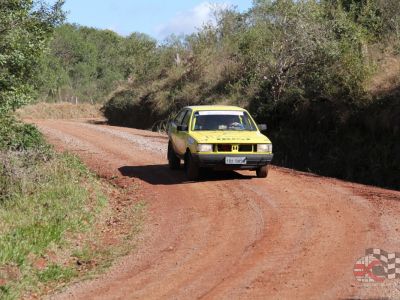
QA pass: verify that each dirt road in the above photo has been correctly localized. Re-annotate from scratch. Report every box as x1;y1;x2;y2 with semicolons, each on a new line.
35;119;400;300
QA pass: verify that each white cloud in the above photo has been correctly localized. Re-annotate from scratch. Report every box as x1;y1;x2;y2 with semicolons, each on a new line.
155;2;230;40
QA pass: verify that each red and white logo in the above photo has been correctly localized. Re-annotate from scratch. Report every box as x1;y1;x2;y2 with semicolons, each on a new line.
354;254;385;283
354;248;400;283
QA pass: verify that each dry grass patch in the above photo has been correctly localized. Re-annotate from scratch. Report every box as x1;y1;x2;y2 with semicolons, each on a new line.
367;53;400;95
16;102;103;120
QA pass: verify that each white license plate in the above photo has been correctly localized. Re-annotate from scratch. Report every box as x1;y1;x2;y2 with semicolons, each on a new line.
225;157;247;165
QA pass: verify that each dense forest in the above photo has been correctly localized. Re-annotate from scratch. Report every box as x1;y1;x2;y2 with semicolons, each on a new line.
37;0;400;189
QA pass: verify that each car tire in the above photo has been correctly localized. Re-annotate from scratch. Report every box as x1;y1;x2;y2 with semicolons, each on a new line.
256;165;268;178
184;152;199;180
168;141;180;170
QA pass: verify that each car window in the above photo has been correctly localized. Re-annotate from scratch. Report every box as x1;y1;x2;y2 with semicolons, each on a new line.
174;110;187;125
182;110;192;127
192;110;257;131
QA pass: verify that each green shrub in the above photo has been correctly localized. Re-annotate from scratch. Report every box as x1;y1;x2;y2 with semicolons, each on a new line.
0;115;48;151
102;89;168;129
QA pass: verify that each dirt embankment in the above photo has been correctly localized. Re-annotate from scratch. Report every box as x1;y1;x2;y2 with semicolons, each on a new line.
34;119;400;300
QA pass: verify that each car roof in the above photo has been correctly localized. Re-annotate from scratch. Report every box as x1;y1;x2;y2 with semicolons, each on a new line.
184;105;246;111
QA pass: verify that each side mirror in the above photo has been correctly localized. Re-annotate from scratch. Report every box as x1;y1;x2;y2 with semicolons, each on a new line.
166;121;173;134
258;124;267;131
177;124;188;131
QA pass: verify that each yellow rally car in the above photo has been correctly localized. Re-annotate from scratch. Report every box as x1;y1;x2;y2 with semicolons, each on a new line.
167;105;273;180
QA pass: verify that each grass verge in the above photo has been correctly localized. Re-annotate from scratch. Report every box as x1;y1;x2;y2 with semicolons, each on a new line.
0;150;145;299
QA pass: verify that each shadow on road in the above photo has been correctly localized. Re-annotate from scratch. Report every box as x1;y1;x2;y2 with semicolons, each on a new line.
86;119;107;125
118;164;254;185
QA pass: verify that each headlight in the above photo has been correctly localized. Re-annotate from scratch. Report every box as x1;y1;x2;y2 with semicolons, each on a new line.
257;144;272;153
197;144;213;152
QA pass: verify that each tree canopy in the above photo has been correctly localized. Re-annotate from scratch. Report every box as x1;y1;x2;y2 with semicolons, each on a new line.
0;0;65;113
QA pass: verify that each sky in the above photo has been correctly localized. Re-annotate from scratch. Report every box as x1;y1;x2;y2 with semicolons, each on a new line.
55;0;253;40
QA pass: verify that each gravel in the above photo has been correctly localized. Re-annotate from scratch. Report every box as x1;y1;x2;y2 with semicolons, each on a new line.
79;123;167;157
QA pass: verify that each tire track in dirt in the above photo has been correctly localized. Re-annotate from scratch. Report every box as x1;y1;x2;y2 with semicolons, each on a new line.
34;120;400;300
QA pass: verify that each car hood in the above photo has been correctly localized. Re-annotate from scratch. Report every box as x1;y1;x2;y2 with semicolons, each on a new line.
191;131;271;144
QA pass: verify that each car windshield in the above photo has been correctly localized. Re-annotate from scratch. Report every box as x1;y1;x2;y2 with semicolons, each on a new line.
192;110;257;131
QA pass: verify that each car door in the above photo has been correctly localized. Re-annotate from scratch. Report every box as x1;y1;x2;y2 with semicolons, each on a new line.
176;109;192;155
169;109;187;153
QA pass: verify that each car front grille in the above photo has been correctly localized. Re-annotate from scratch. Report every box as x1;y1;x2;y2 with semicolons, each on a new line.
215;144;255;152
238;144;254;152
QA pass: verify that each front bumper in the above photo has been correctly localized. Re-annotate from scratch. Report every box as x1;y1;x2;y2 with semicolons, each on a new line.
192;153;273;170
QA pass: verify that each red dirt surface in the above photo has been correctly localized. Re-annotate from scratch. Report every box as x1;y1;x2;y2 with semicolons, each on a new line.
34;119;400;300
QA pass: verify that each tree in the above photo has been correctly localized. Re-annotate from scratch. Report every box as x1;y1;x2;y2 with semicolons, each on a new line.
0;0;65;113
121;33;159;81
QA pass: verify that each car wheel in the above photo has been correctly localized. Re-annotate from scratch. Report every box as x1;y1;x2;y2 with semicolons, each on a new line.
168;141;180;170
256;165;268;178
184;151;199;180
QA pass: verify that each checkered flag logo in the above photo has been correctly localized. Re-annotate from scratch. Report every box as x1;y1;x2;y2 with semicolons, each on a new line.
354;248;400;282
366;248;400;280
